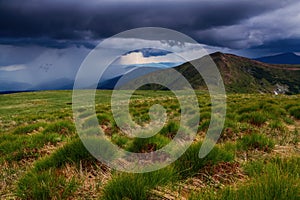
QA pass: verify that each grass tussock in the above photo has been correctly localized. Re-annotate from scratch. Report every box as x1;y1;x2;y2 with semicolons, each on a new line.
289;106;300;119
16;169;78;200
174;142;235;178
13;122;47;135
42;120;75;135
190;157;300;200
102;167;177;200
238;112;268;126
237;133;275;152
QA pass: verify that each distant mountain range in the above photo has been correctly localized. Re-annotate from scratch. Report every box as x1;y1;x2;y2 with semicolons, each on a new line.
0;78;74;93
0;81;33;92
31;78;74;91
1;52;300;94
255;52;300;64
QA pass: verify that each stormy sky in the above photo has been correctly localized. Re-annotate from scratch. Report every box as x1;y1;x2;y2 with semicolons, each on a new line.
1;0;300;89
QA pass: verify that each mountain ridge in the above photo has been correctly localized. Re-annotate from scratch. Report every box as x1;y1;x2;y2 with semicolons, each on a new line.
255;52;300;64
120;52;300;94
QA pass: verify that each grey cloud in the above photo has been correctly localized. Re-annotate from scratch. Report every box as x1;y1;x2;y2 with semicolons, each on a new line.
0;0;291;48
194;1;300;49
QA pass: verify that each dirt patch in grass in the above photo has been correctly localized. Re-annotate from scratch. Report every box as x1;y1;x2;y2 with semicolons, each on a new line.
184;162;245;191
286;120;300;131
272;144;300;157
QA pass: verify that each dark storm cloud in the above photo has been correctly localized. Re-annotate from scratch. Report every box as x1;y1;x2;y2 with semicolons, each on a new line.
249;39;300;55
0;0;291;48
0;38;96;49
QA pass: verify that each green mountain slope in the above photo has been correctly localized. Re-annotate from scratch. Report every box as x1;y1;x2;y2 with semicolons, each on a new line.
176;52;300;93
124;52;300;94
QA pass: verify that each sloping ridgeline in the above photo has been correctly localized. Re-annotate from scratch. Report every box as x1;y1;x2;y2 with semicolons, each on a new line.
118;52;300;94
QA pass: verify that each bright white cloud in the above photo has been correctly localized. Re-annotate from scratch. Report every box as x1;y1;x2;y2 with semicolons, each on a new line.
118;51;185;65
0;64;27;72
101;37;215;65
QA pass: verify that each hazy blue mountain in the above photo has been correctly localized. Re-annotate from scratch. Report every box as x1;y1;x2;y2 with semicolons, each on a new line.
31;78;74;90
0;81;32;92
255;52;300;64
98;66;161;89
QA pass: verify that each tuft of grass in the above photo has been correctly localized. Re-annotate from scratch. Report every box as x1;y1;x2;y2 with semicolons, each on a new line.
127;134;170;153
292;129;299;145
159;121;179;138
43;120;75;135
237;133;275;152
111;134;130;148
97;113;112;125
34;138;94;171
289;106;300;119
13;122;47;135
199;119;211;131
174;142;235;178
102;167;177;200
190;157;300;200
283;116;294;124
16;169;78;200
0;133;62;163
238;112;268;126
269;120;284;131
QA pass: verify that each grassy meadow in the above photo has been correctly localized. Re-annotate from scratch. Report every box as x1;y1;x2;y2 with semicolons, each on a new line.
0;90;299;199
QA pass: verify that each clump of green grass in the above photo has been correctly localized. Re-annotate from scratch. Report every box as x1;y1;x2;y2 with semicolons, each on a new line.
13;122;48;135
111;134;130;148
190;157;300;200
0;133;62;163
97;113;112;125
16;169;78;200
174;142;235;178
200;112;211;121
284;102;299;111
238;112;268;126
34;138;94;171
237;103;260;114
289;106;300;119
199;119;211;131
103;141;235;200
259;102;286;119
16;137;115;199
237;133;275;152
43;120;75;135
292;129;299;145
269;120;284;131
159;121;179;138
283;116;294;124
127;134;170;153
102;167;177;200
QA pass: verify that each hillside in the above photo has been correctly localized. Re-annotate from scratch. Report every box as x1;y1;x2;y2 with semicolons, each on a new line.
121;52;300;94
180;52;300;94
0;90;299;199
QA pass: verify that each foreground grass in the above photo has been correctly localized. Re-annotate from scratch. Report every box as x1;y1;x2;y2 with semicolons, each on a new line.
0;90;299;199
190;157;300;200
